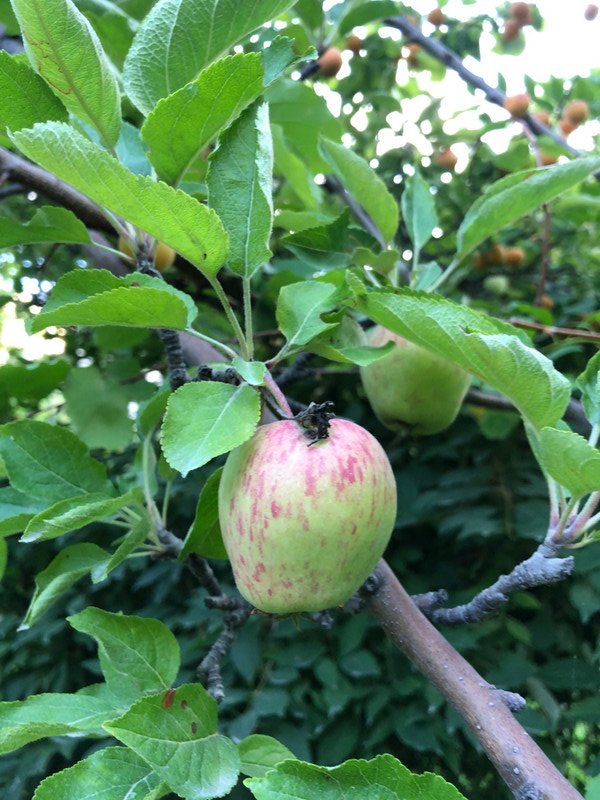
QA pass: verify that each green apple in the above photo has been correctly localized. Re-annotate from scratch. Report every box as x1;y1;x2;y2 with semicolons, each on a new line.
218;418;397;613
360;326;470;435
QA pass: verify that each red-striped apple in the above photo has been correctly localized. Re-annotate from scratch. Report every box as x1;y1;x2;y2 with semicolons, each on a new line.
218;419;396;613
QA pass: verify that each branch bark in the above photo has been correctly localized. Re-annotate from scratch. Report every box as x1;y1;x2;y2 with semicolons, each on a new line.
367;559;583;800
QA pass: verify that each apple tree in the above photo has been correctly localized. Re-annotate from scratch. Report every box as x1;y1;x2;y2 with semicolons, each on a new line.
0;1;599;799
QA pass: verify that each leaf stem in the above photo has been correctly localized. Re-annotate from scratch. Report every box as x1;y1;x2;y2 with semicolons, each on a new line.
264;371;293;417
162;480;172;525
428;256;460;292
186;328;238;360
209;277;249;359
141;434;162;545
242;277;254;360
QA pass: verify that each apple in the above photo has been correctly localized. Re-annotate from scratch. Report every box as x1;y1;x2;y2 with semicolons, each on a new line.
317;47;343;78
218;418;397;613
509;2;533;25
502;18;521;41
154;242;176;271
435;148;458;170
585;4;598;20
504;246;525;267
503;93;530;118
559;116;578;136
533;110;551;126
345;34;363;53
564;100;588;124
360;327;470;435
427;8;445;26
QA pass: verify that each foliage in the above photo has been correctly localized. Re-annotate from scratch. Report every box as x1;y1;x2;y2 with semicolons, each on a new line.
0;0;599;799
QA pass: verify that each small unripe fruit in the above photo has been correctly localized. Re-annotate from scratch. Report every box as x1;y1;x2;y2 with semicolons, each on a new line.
564;100;589;124
473;252;485;271
510;2;533;25
219;419;397;613
317;47;343;78
539;293;555;310
540;152;558;166
559;116;578;136
486;243;507;265
484;275;510;296
360;327;471;435
405;43;421;67
154;242;176;271
427;7;445;26
504;246;525;267
584;4;598;20
533;110;551;126
503;93;530;118
435;148;458;170
345;34;362;53
502;19;521;41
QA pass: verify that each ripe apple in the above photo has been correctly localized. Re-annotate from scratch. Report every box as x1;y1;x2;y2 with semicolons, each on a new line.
345;34;363;53
502;18;521;41
504;246;525;267
218;418;397;613
360;327;471;435
503;93;530;118
435;148;458;170
427;7;445;26
317;47;343;78
559;116;578;136
564;100;588;124
509;2;533;25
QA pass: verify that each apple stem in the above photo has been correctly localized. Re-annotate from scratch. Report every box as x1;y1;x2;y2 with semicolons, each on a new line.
264;371;293;416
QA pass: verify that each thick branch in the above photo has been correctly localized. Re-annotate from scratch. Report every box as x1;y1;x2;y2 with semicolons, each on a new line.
384;16;581;159
367;559;583;800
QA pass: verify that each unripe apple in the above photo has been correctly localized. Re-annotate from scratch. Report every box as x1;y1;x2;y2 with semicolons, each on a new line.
345;34;363;53
533;110;551;126
427;7;445;26
118;234;135;261
564;100;588;124
360;327;471;435
154;241;176;271
486;243;507;265
559;116;578;136
219;419;397;613
484;275;510;295
317;47;343;78
509;2;533;25
503;93;530;118
504;246;525;267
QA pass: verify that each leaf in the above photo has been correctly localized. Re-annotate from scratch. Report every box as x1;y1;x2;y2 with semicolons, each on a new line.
0;359;69;405
179;467;227;560
456;157;600;261
20;543;109;629
232;357;267;387
401;172;438;256
63;366;133;449
0;487;45;536
143;42;297;186
357;289;570;430
309;316;395;366
276;281;338;348
137;386;171;438
238;734;296;778
539;428;600;498
246;753;467;799
32;747;163;800
0;205;90;248
0;690;117;754
282;211;353;269
68;607;180;704
10;0;121;146
21;489;141;543
272;124;320;210
91;517;150;583
10;122;228;277
577;351;600;426
207;102;273;277
104;684;241;800
0;51;67;132
160;382;261;477
122;0;296;115
319;138;399;244
31;269;197;333
0;419;112;504
337;0;398;35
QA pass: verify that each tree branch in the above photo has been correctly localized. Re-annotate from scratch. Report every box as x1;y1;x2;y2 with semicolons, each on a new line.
384;16;582;160
323;174;387;249
367;559;583;800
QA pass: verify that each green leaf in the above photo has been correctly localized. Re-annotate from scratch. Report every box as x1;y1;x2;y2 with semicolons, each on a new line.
122;0;296;115
0;51;67;132
272;124;320;210
31;269;197;333
91;516;150;583
10;0;121;146
246;753;467;799
0;359;69;405
10;122;228;277
32;747;163;800
104;684;241;800
0;419;112;504
0;487;45;536
282;211;353;269
539;428;600;498
587;775;600;800
137;386;171;438
0;205;90;248
577;351;600;426
68;607;180;704
357;289;570;430
238;734;296;778
401;172;438;257
267;79;342;172
63;366;133;449
207;102;273;277
457;157;600;261
22;489;141;543
232;357;267;387
277;281;338;348
180;467;227;560
0;690;117;754
319;138;399;244
337;0;398;35
0;537;6;580
160;382;261;477
20;543;109;629
310;316;395;366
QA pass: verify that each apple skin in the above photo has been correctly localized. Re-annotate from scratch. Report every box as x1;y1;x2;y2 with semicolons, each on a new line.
218;418;397;614
360;327;471;435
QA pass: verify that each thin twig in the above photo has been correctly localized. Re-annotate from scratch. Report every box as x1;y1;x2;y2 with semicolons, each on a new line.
508;318;600;341
323;174;387;249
